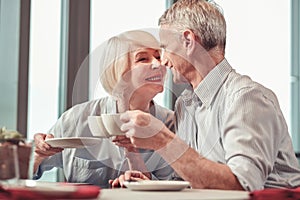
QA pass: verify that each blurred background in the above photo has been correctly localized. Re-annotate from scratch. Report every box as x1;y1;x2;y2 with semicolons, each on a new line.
0;0;299;181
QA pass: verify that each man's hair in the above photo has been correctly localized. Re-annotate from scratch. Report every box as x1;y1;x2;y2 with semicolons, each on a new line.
159;0;226;51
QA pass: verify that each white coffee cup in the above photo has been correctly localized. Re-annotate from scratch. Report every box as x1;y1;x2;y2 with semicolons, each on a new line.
88;114;125;138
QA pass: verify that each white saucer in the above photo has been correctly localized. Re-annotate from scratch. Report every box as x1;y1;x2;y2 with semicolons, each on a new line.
45;137;101;148
123;180;190;191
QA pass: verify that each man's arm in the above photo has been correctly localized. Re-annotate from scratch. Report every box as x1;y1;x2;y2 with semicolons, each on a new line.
155;127;244;190
120;111;244;190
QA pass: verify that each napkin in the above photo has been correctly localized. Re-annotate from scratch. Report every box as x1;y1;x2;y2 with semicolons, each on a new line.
0;184;100;200
250;187;300;200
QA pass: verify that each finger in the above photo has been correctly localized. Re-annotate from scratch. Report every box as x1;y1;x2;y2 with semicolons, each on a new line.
113;142;133;149
130;172;149;180
118;175;126;187
113;138;132;145
34;134;50;151
112;136;130;143
115;135;127;140
34;133;45;141
125;128;135;138
45;134;55;139
124;171;132;181
120;121;131;132
111;178;120;188
120;111;130;122
129;170;148;179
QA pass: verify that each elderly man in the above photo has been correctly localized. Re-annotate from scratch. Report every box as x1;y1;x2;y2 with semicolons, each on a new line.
114;0;300;191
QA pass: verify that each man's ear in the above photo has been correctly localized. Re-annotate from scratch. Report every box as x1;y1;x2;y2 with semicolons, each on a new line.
182;29;196;55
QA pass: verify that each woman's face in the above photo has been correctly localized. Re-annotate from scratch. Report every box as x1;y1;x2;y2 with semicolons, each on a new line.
119;48;166;100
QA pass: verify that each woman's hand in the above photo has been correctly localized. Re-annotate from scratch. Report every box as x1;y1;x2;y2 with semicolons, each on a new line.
109;170;150;188
112;135;136;151
33;133;63;172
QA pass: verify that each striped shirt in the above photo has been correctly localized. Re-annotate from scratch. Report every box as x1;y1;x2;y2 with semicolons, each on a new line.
175;59;300;191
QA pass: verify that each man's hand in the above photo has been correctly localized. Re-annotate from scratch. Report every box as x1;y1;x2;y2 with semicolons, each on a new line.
119;110;174;150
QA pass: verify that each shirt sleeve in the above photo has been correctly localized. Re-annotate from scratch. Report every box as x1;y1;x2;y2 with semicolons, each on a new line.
34;112;66;179
223;86;285;191
33;153;63;179
150;157;174;180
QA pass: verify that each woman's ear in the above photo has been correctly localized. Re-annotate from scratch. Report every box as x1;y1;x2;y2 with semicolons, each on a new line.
182;29;196;56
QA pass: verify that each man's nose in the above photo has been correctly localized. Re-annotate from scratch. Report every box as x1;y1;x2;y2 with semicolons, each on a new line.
161;58;169;67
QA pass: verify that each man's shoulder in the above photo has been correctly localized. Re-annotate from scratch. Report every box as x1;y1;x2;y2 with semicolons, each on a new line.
224;71;278;103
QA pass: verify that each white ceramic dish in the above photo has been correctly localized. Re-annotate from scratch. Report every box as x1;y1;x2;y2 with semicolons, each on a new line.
45;137;101;148
123;180;190;191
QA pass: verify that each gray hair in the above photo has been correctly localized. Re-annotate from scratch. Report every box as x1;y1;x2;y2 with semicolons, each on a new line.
159;0;226;51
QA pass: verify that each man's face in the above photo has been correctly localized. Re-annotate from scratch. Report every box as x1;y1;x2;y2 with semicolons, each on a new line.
159;26;190;84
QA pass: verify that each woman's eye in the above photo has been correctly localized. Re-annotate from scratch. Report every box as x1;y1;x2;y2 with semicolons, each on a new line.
155;56;161;60
136;57;147;62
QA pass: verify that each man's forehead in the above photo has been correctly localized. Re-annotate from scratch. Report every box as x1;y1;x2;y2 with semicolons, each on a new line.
159;26;180;39
159;26;172;36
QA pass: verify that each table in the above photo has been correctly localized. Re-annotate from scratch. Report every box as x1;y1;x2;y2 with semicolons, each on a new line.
99;188;250;200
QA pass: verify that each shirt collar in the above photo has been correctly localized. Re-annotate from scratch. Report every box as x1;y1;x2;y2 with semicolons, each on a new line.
194;58;233;108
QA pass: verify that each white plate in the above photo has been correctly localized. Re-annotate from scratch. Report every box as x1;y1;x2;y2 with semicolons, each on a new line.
45;137;101;148
123;180;190;191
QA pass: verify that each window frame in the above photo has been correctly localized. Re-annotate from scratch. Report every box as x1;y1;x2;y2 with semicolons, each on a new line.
291;0;300;154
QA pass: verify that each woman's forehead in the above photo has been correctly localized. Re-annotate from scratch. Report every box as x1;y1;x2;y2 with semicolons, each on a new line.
133;47;160;52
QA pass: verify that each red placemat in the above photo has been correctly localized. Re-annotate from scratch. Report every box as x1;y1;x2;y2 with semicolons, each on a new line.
250;187;300;200
0;184;100;200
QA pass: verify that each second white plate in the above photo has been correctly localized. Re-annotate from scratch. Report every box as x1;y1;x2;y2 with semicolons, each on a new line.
123;180;190;191
45;137;101;148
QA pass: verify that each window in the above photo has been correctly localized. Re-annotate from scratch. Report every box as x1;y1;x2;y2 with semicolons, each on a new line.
217;0;291;133
27;0;61;181
0;0;20;130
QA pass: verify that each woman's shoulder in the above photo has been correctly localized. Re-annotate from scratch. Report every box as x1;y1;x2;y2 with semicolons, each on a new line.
60;97;113;119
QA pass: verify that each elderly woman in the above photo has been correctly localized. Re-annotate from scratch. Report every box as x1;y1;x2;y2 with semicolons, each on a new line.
33;30;174;188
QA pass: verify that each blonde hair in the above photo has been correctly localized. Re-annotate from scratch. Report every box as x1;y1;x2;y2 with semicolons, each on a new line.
99;30;160;95
159;0;226;51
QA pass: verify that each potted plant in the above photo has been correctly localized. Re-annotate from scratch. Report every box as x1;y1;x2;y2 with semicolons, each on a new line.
0;127;33;179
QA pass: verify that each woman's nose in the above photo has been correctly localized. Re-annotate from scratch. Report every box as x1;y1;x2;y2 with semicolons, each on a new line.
151;58;161;69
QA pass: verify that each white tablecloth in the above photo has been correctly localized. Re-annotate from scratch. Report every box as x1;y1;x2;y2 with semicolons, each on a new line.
99;188;249;200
